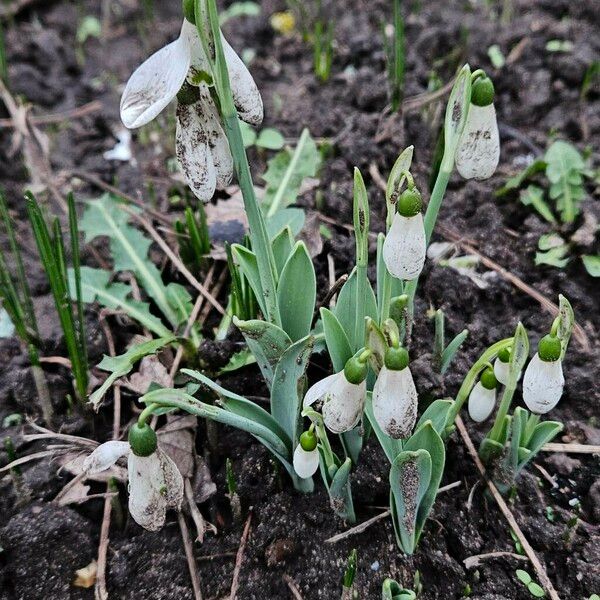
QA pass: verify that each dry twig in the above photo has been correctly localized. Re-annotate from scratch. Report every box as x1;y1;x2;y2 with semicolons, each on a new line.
0;101;102;128
463;551;528;569
282;575;305;600
230;513;252;600
179;511;204;600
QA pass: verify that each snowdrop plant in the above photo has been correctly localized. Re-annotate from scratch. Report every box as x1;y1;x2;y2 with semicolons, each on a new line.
120;0;263;202
83;422;184;531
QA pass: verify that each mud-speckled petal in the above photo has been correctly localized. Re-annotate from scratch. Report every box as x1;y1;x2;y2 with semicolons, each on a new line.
156;447;184;509
523;353;564;415
222;35;263;126
455;103;500;180
303;372;339;409
467;381;497;423
322;376;366;434
120;22;191;129
197;85;233;188
83;441;130;474
383;212;426;281
176;101;217;202
372;366;418;438
128;452;167;531
293;445;319;479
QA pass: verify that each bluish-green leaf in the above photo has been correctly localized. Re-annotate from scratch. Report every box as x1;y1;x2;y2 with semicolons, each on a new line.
271;226;294;275
320;307;353;372
277;241;316;341
232;244;267;317
233;317;291;385
365;392;403;463
327;457;356;522
271;335;314;445
389;449;432;554
416;399;454;436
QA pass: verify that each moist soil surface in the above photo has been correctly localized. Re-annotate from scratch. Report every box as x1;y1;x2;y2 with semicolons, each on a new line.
1;0;599;598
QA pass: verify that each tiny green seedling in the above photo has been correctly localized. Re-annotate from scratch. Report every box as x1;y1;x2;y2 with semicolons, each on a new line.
515;569;545;598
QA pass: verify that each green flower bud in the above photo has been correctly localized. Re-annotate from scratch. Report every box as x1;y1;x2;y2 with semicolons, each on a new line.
344;356;368;385
471;76;495;107
397;188;422;218
480;367;497;390
384;346;409;371
182;0;195;23
498;347;511;363
299;430;318;452
538;334;561;362
128;423;158;457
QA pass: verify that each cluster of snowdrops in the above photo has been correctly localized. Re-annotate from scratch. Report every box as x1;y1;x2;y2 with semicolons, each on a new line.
83;0;571;549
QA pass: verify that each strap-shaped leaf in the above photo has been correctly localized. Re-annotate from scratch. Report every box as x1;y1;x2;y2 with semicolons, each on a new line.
271;226;294;276
271;335;314;445
327;457;356;522
232;244;267;317
181;368;292;450
320;307;353;372
441;329;469;374
335;269;378;350
389;449;432;554
382;579;417;600
90;336;175;408
508;407;528;474
277;241;316;341
402;422;445;543
365;392;403;463
233;317;292;385
518;420;562;472
416;399;454;436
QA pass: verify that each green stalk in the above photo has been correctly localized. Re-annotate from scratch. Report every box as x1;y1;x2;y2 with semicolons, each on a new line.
488;380;517;443
197;0;280;326
353;168;369;350
448;337;513;423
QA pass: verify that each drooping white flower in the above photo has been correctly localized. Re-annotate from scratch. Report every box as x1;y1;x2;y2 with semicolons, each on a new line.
83;429;183;532
522;335;565;417
293;444;319;479
383;188;426;281
120;19;263;201
372;365;418;439
468;382;496;422
493;356;510;386
468;367;497;422
303;370;367;434
455;75;500;181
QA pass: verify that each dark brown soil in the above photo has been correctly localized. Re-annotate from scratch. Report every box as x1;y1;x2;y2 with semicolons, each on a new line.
1;0;599;599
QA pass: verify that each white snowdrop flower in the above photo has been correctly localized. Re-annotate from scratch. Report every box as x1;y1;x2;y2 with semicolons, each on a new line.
468;368;497;423
383;188;426;281
372;346;417;439
493;347;511;386
455;75;500;181
523;335;564;415
119;18;263;201
293;430;320;479
83;424;183;532
303;357;368;434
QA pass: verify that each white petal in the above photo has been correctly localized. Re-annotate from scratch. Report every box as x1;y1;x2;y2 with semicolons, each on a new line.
222;35;263;126
494;358;510;386
468;381;496;422
182;19;212;76
293;445;319;479
455;103;500;180
176;102;217;202
523;353;564;415
156;447;184;509
303;372;339;409
120;22;191;129
322;376;366;434
83;441;129;474
372;366;418;438
128;452;168;531
197;84;234;188
383;212;426;281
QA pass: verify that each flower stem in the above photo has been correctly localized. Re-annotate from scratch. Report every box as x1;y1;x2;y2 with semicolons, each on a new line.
199;0;280;326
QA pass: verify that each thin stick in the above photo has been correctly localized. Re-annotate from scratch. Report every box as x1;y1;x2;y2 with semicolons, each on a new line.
455;415;560;600
95;319;121;600
0;101;102;128
325;510;390;544
178;511;204;600
229;513;252;600
122;206;225;315
282;575;305;600
198;266;228;323
541;443;600;455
